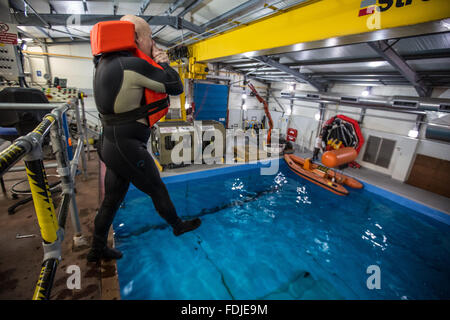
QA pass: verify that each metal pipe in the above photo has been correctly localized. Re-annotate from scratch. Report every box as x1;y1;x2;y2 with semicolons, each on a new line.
0;102;64;110
22;0;51;28
0;108;64;177
0;140;31;177
8;162;58;172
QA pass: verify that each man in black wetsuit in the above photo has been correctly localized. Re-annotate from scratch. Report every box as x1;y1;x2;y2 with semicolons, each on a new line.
87;15;201;262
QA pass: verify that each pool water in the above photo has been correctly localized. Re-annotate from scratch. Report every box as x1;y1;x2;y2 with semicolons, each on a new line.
113;161;450;300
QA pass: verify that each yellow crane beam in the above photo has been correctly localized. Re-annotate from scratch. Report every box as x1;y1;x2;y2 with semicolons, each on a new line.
189;0;450;62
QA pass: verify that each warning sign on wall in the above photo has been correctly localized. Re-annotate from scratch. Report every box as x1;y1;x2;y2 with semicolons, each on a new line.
0;22;18;45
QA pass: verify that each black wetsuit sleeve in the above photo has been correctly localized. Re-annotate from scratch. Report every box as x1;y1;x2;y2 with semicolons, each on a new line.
122;57;184;95
159;63;184;95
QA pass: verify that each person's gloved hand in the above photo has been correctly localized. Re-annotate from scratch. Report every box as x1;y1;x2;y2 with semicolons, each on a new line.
152;40;169;64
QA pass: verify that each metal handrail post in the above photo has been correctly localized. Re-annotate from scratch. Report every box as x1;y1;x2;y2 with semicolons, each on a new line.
0;103;89;300
50;106;86;245
70;138;84;182
78;92;91;160
18;114;61;300
73;99;88;179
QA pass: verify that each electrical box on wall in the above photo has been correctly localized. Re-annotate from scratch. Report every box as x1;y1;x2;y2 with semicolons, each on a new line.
0;0;19;81
0;45;19;81
0;20;19;82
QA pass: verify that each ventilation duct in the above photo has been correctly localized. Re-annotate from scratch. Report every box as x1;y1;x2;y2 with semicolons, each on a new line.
425;112;450;143
280;91;450;114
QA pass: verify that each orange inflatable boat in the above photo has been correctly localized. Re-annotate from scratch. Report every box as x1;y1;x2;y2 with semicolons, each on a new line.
284;154;363;196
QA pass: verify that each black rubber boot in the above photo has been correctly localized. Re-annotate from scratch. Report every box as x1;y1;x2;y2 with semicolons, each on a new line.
173;218;202;236
87;235;123;262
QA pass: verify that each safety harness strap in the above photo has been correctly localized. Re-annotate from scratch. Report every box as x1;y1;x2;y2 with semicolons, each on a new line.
99;97;170;126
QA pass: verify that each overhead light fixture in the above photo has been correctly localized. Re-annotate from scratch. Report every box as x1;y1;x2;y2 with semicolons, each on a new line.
441;20;450;30
289;84;295;92
368;61;385;68
242;104;247;110
408;129;419;138
285;108;292;116
315;112;321;121
326;37;338;47
242;94;247;99
361;86;372;97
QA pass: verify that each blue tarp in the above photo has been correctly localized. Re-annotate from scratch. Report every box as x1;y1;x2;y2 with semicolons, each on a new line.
193;82;229;126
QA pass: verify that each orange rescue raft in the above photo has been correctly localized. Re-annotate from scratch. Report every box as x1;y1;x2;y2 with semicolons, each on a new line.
284;154;363;196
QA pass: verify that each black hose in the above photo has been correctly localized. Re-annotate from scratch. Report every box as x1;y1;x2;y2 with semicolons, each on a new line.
11;177;61;195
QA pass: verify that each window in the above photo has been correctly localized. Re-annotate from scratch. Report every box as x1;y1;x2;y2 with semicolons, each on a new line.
363;136;396;168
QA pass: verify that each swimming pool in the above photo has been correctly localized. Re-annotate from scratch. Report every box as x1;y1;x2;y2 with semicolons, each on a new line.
113;160;450;300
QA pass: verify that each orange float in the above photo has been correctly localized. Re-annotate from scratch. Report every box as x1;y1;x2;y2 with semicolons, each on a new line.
321;147;358;168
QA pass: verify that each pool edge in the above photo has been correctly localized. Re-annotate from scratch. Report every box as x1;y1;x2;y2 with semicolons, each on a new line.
361;182;450;226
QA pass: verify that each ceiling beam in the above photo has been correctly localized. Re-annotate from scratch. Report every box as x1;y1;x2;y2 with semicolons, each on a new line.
152;0;202;39
202;0;267;30
177;0;203;17
167;0;270;47
164;0;193;15
139;0;152;15
253;56;327;91
36;26;54;41
12;12;205;34
147;0;194;26
368;40;432;97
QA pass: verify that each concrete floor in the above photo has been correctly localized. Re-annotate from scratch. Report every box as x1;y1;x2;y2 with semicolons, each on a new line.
1;145;448;300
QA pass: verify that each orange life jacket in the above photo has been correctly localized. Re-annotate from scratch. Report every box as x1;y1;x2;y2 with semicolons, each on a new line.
90;21;169;127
